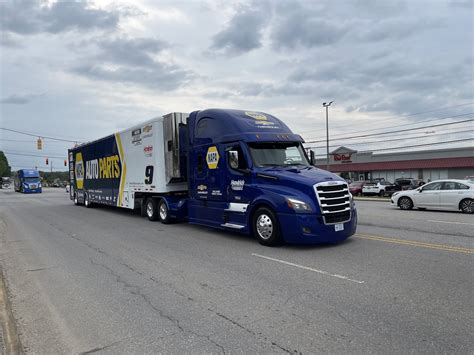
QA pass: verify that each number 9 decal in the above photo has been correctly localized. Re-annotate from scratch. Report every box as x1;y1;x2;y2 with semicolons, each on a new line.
145;165;154;184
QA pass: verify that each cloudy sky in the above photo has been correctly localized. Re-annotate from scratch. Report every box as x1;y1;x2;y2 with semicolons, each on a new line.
1;0;473;171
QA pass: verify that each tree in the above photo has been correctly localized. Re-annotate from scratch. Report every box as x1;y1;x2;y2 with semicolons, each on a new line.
0;151;11;177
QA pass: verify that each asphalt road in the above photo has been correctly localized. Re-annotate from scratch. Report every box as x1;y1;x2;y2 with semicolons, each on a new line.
0;188;472;354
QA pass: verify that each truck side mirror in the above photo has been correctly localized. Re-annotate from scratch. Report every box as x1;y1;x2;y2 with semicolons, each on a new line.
228;150;239;169
310;150;315;166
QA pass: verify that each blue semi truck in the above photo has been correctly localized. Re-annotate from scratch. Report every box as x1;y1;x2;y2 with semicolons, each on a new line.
14;169;42;193
69;109;357;246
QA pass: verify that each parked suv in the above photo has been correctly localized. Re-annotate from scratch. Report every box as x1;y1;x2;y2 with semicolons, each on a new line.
385;178;424;196
362;180;394;196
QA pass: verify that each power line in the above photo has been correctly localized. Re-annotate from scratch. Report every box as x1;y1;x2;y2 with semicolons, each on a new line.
305;118;473;144
0;127;82;143
303;112;473;142
305;128;474;150
312;138;473;157
303;102;474;136
3;151;66;159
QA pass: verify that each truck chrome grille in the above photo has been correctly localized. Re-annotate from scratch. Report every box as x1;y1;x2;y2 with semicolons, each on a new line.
314;181;351;225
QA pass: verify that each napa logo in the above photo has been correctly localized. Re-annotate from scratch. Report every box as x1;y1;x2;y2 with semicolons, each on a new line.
75;152;84;189
245;111;267;121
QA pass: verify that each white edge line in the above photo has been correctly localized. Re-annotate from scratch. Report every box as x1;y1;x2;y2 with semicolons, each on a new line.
252;253;365;284
428;220;474;226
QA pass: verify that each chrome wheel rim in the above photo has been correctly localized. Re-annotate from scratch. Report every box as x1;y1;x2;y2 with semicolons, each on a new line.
85;195;89;206
462;200;474;213
159;203;167;220
256;214;273;240
147;202;154;218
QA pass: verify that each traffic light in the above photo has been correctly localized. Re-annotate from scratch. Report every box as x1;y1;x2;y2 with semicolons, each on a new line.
46;158;49;165
64;160;67;166
37;138;43;150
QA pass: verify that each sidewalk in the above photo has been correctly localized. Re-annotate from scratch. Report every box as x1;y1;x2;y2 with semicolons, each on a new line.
353;196;391;202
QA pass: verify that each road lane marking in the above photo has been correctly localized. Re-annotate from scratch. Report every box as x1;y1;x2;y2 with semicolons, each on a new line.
355;234;474;254
251;253;365;284
428;220;474;226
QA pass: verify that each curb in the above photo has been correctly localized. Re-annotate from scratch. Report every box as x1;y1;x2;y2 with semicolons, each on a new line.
353;197;391;202
0;267;23;355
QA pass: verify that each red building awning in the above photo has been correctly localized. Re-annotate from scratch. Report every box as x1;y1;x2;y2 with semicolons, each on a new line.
317;156;474;172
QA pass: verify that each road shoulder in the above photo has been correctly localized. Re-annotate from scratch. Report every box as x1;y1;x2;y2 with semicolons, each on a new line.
0;266;23;355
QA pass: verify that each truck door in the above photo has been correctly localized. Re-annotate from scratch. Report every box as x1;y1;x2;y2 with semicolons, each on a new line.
222;142;252;228
189;144;227;227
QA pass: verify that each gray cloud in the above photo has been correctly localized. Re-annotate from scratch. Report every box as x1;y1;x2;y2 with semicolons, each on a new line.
0;93;44;105
210;4;269;55
271;3;349;49
72;36;193;90
0;0;121;35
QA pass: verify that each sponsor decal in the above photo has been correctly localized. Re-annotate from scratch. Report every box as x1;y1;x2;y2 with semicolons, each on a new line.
75;152;84;189
144;145;153;157
231;179;245;191
84;155;121;180
245;111;268;121
197;184;208;195
206;146;220;169
132;128;142;145
211;189;222;196
143;124;153;138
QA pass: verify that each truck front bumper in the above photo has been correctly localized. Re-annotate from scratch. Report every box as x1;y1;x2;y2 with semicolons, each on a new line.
278;208;357;245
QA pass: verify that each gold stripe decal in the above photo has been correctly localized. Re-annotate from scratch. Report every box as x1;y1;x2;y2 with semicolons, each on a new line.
115;133;127;207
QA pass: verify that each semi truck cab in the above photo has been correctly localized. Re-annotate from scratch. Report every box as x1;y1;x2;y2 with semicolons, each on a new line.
185;109;357;245
14;169;42;193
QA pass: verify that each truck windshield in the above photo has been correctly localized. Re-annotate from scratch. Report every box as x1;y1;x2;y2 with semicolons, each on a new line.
247;142;310;167
24;177;40;182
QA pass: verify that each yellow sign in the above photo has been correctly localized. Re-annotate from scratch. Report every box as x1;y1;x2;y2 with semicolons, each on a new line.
75;152;84;189
206;146;219;169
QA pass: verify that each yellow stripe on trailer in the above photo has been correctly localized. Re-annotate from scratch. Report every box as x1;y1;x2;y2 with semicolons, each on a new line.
115;133;127;207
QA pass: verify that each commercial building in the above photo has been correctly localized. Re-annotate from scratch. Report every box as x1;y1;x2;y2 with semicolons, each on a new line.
314;146;474;182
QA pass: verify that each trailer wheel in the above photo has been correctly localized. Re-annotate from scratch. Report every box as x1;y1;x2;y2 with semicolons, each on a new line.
84;193;92;208
158;200;171;224
252;207;282;246
145;198;159;221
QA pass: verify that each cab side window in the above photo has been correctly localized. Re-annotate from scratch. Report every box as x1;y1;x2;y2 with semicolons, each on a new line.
227;146;247;171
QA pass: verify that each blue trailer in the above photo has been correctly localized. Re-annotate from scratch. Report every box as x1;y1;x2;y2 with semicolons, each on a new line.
69;109;357;246
14;169;42;193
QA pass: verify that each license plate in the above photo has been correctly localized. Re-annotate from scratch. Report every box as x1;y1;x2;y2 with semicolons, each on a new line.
335;223;344;232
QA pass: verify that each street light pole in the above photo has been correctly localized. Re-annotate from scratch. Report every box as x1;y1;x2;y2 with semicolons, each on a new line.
322;101;333;171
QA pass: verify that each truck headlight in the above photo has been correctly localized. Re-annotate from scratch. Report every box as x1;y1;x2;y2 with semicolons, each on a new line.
287;198;312;212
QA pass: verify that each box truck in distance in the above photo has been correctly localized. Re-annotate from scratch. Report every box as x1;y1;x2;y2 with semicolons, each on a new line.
68;109;357;246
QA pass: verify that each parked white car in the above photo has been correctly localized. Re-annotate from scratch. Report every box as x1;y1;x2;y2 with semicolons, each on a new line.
391;179;474;213
362;180;393;196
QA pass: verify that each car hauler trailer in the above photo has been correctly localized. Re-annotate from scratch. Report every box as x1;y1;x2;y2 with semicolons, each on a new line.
14;169;42;193
69;109;357;245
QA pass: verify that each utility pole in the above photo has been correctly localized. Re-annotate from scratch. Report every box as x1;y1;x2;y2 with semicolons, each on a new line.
322;101;334;171
51;160;53;174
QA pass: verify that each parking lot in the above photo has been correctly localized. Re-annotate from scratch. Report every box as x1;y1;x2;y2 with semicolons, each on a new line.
0;188;472;353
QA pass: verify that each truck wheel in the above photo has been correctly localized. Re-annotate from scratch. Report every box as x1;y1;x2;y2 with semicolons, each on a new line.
74;193;80;206
146;198;159;221
460;199;474;214
84;193;92;208
158;200;171;224
252;207;282;246
398;197;413;210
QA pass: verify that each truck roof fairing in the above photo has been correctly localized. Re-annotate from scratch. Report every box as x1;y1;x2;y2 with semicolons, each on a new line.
190;109;304;145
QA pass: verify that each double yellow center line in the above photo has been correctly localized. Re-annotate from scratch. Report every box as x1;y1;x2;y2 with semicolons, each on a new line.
355;233;474;254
